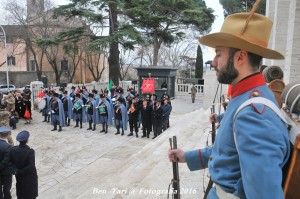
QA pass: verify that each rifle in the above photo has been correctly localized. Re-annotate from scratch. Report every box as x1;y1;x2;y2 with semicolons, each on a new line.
221;94;227;111
203;104;216;199
169;136;180;199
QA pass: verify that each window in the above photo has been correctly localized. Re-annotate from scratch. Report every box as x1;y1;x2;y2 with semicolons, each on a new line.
61;59;68;71
6;36;13;43
7;56;15;66
30;60;37;71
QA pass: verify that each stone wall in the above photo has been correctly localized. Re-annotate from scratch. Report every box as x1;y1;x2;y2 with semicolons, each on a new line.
0;71;69;87
0;71;38;87
265;0;300;84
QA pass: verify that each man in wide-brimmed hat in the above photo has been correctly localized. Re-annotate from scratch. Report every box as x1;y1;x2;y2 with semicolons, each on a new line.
169;4;290;199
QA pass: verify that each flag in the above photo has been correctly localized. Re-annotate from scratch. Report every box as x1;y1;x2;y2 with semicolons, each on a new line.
141;78;155;93
108;80;114;90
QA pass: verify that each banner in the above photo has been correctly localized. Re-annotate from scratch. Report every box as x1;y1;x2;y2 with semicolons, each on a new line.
141;78;155;93
108;80;114;90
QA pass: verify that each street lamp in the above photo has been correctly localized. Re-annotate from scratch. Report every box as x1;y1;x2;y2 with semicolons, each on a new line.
0;25;9;91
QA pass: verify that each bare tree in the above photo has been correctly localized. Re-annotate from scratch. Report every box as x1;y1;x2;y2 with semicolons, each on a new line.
82;49;106;82
4;0;51;81
4;0;88;85
165;39;198;69
119;48;141;80
63;41;85;83
0;30;26;68
137;45;153;67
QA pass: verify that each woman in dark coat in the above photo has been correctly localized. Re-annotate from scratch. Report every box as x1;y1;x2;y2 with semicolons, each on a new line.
10;131;38;199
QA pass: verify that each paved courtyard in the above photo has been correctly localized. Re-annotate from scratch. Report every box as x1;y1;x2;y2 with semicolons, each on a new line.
9;98;210;199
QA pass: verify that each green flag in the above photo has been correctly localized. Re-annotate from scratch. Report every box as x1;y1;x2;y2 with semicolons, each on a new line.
108;80;114;90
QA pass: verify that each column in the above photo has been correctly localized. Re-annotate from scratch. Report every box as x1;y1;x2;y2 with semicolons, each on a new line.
264;0;276;66
270;0;290;69
284;0;300;84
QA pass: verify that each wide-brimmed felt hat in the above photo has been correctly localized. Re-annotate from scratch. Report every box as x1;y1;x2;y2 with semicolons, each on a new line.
199;11;284;60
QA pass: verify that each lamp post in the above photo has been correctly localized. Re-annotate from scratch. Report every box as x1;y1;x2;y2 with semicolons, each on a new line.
0;25;9;91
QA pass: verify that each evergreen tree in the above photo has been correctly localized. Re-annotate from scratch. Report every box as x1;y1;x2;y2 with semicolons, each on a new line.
124;0;214;66
195;45;203;79
52;0;144;85
219;0;266;17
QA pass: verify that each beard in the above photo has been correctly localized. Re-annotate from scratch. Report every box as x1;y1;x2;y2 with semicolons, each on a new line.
217;49;239;84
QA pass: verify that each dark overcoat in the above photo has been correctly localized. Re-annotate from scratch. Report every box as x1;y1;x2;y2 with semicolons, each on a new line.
141;105;152;129
10;145;38;199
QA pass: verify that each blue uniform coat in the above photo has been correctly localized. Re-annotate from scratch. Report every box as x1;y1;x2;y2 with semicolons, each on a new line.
62;95;73;118
184;74;290;199
106;95;114;118
84;99;99;124
72;98;87;122
42;95;51;116
94;95;100;105
114;103;128;130
51;98;65;127
99;99;113;126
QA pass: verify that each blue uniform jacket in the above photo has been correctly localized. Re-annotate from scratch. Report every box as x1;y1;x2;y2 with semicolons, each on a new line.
98;99;113;126
106;95;115;118
62;95;73;118
72;98;87;122
94;95;100;105
114;103;128;130
184;74;290;199
51;98;66;127
84;99;99;124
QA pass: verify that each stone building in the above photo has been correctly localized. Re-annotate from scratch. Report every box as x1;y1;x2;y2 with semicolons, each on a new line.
0;0;108;86
265;0;300;84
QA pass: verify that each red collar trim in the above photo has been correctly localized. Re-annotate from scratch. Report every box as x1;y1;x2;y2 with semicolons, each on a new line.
231;73;266;98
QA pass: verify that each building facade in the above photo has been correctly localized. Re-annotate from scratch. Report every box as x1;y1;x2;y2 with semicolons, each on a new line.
265;0;300;84
0;0;108;86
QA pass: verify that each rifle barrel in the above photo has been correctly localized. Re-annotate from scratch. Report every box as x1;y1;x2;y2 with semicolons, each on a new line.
172;136;180;199
211;105;216;143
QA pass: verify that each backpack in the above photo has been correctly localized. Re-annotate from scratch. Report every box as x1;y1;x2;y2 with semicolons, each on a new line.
233;97;300;199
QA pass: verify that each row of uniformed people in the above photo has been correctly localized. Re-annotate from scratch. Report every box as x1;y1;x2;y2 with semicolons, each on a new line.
40;90;113;133
40;88;172;139
112;92;172;139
